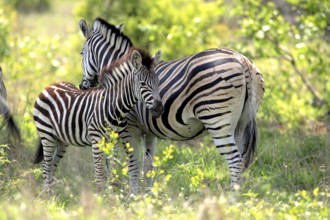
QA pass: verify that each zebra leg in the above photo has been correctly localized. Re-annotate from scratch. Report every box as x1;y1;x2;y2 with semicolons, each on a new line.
52;144;68;170
212;133;244;189
40;139;58;194
125;136;141;195
92;143;106;193
202;112;244;189
143;134;157;192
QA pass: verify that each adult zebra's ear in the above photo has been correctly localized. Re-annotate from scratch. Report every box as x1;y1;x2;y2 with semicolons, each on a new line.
116;23;125;32
79;19;90;39
152;50;162;68
131;50;142;70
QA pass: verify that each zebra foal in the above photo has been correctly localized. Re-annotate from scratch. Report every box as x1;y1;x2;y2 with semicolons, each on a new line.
79;18;265;193
33;48;163;193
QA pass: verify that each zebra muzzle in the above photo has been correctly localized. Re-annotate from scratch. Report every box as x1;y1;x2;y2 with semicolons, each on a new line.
151;100;164;118
79;80;90;90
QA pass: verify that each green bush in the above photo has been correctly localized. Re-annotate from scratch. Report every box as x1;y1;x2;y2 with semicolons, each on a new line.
74;0;227;60
0;8;11;60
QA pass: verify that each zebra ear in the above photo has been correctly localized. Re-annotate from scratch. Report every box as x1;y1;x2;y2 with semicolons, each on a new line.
116;23;125;32
79;19;90;39
152;49;162;67
131;50;142;69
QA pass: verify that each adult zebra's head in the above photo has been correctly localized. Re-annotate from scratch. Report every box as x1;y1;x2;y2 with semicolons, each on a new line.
78;18;132;90
130;49;164;118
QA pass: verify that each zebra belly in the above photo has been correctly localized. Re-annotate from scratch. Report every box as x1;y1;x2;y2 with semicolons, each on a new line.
153;117;206;140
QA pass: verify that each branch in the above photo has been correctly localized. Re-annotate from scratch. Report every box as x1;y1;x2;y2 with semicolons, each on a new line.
278;45;325;108
266;33;325;107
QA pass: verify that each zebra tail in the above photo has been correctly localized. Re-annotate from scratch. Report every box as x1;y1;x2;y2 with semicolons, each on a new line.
0;97;21;142
235;97;257;169
34;139;44;164
241;115;257;169
4;111;21;142
236;57;263;169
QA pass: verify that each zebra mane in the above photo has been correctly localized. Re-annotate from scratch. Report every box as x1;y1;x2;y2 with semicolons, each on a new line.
92;17;133;47
98;47;153;88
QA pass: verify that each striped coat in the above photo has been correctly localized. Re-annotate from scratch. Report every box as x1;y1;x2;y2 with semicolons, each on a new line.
33;48;163;193
79;18;264;194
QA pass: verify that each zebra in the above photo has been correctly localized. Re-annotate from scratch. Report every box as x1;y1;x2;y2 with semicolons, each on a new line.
0;66;21;142
33;48;163;193
79;18;265;193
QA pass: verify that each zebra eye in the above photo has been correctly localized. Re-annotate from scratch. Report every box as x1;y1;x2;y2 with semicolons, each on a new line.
140;81;146;86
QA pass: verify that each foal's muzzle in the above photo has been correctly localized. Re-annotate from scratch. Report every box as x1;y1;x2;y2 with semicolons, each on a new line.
79;80;90;90
151;99;164;118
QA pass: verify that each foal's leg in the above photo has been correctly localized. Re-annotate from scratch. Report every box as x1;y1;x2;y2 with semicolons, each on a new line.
52;144;69;170
41;139;58;194
143;134;157;192
92;142;106;192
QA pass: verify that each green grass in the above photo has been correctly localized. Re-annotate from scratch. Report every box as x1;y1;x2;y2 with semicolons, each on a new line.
0;133;330;219
0;127;329;219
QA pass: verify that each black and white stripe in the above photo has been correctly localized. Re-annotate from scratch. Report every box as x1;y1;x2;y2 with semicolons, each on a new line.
79;18;132;89
0;66;21;142
79;18;265;193
33;48;163;193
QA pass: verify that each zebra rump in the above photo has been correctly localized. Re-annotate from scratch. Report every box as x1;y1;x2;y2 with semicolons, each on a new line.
235;57;263;169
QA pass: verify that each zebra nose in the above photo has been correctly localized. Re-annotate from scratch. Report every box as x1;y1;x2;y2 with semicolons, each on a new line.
151;100;164;118
79;81;90;90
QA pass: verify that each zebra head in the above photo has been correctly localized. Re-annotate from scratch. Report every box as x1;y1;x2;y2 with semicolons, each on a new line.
79;19;99;90
131;49;164;118
78;18;132;90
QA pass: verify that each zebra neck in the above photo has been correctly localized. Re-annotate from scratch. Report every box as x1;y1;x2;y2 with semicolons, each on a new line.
94;35;132;74
103;76;138;127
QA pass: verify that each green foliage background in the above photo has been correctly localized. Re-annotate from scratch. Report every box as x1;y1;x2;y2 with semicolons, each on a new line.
0;0;329;219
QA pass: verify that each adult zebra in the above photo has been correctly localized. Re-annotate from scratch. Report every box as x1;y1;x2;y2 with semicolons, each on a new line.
0;66;21;141
33;48;163;193
79;18;265;193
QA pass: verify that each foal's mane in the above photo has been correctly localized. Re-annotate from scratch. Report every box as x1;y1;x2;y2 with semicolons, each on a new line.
92;17;133;47
98;47;153;87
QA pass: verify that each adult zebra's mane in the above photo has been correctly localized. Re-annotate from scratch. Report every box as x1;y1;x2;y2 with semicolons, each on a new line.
98;47;153;88
92;17;133;48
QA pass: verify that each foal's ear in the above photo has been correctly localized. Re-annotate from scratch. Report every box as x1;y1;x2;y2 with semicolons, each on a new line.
131;50;142;70
79;19;90;39
152;49;162;67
